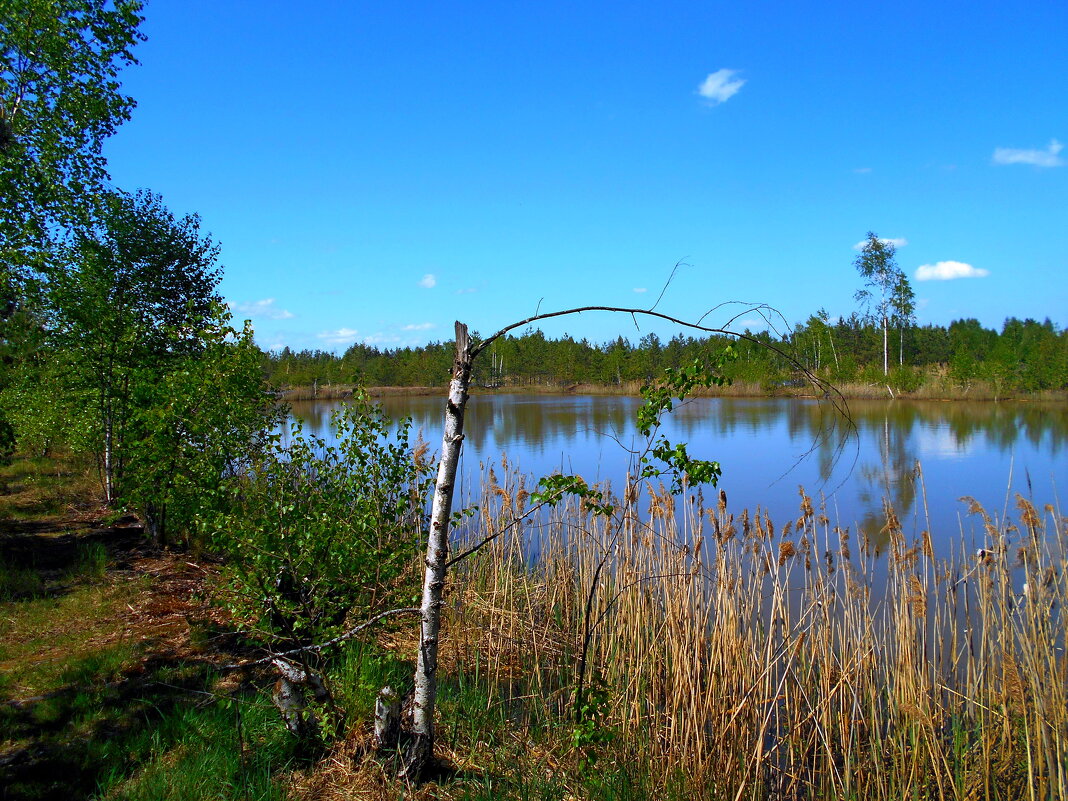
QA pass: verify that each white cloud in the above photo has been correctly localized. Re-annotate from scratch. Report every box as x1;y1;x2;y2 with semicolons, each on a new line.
697;69;745;105
418;273;437;289
916;428;974;459
317;327;359;347
455;287;477;295
853;237;908;251
992;139;1064;168
362;332;402;346
261;334;289;352
853;167;873;174
401;322;434;331
633;287;647;294
915;261;989;281
229;298;294;320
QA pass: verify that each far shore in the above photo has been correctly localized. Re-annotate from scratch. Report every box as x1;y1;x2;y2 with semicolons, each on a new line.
275;380;1068;403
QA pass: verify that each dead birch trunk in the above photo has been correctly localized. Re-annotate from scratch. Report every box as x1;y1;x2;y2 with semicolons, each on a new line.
270;658;331;743
399;321;473;779
373;686;401;750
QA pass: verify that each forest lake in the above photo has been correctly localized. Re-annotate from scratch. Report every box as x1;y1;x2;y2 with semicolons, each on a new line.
286;393;1067;566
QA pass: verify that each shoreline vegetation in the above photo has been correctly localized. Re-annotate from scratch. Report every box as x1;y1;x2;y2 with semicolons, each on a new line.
264;315;1068;404
430;470;1068;800
277;379;1068;403
3;452;1065;799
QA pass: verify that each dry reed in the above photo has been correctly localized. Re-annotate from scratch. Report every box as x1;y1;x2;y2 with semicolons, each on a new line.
444;466;1067;800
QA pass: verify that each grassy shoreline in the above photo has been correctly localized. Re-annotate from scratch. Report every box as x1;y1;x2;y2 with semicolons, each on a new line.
4;449;1065;799
277;379;1068;403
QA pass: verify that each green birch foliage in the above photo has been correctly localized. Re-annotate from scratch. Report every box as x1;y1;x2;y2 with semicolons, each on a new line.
122;314;281;545
635;352;734;493
1;188;276;548
0;0;144;260
533;351;735;512
0;0;143;453
43;189;222;499
202;394;432;644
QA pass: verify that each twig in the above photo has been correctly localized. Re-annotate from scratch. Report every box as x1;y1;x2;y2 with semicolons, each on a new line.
445;500;548;568
222;606;421;670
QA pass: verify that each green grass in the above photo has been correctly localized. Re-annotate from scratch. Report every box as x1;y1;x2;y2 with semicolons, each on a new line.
96;697;297;801
0;560;300;801
70;540;109;580
0;557;45;599
0;449;303;800
1;580;299;801
329;639;414;724
0;451;99;521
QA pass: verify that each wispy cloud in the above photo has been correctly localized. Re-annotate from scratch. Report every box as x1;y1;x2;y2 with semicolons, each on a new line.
362;332;402;346
992;139;1064;168
853;167;873;174
633;287;648;294
915;261;989;281
317;327;359;347
853;237;908;251
229;298;294;320
697;69;745;105
261;334;289;352
418;273;437;289
455;287;477;295
317;323;439;350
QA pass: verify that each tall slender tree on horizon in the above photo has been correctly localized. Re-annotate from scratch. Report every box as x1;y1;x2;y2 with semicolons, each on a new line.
854;232;905;376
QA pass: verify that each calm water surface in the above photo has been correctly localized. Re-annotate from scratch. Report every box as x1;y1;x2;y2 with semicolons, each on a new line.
287;394;1066;558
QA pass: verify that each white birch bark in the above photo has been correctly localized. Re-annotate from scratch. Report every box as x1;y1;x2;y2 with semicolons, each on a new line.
882;314;888;376
399;321;473;778
373;686;400;750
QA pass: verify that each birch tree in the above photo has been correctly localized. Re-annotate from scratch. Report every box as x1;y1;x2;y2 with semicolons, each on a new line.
397;306;845;778
0;0;143;259
889;268;916;367
0;0;144;452
44;189;221;504
853;232;903;376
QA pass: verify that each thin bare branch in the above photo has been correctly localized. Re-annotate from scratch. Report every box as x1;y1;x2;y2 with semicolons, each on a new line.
445;500;548;568
222;606;421;670
470;303;857;491
649;259;686;313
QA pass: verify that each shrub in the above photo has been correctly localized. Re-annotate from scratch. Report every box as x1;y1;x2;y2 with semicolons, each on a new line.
888;365;924;393
201;393;431;645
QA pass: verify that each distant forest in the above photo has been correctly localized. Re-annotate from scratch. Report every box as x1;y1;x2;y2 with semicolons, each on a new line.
263;313;1068;395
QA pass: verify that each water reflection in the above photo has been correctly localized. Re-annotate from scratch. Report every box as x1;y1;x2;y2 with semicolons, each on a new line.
287;395;1066;558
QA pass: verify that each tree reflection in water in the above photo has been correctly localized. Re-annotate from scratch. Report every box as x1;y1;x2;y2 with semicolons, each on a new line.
287;394;1066;560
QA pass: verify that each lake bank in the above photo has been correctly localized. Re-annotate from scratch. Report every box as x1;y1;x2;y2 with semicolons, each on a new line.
3;443;1063;799
277;379;1068;403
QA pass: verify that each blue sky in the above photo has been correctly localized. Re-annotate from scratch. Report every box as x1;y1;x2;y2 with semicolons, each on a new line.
102;0;1068;352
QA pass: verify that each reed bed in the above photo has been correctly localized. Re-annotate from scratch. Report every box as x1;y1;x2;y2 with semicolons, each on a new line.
443;464;1067;799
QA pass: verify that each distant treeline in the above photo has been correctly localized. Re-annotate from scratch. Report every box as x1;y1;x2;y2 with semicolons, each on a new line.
263;314;1068;395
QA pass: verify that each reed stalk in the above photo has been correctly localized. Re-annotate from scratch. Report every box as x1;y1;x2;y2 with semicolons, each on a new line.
444;465;1067;799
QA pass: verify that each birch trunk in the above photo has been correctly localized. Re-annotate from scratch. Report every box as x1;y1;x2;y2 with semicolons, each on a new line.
103;409;115;504
882;314;888;376
399;321;473;778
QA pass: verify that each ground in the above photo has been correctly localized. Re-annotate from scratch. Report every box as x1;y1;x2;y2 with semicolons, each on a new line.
0;456;285;800
0;456;541;801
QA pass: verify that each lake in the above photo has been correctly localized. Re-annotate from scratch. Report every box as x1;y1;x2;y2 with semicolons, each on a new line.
287;393;1066;560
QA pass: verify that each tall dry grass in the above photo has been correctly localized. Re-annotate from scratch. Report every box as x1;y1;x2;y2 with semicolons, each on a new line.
444;464;1067;799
